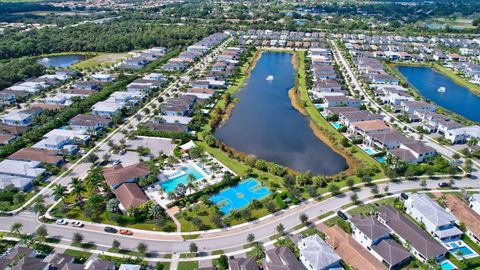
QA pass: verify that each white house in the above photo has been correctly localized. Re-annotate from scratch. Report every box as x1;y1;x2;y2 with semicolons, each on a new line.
444;125;480;145
297;234;342;270
404;194;462;242
92;101;124;117
0;112;33;126
92;73;114;82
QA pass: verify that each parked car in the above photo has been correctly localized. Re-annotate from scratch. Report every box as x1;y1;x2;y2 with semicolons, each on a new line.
112;159;121;165
119;149;127;155
438;182;451;188
72;221;83;227
104;226;118;234
55;219;68;225
400;193;409;200
119;229;133;235
337;211;348;220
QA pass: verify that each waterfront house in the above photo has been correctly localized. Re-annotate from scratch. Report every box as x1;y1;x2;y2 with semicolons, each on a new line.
323;95;361;108
388;140;436;164
378;205;448;262
338;111;384;127
103;162;151;189
350;216;411;269
401;101;436;114
262;246;303;270
313;79;342;93
298;234;342;270
404;194;462;242
366;129;408;150
349;120;390;137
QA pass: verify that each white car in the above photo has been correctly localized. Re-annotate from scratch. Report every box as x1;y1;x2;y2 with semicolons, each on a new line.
112;159;121;165
72;221;83;227
55;219;68;225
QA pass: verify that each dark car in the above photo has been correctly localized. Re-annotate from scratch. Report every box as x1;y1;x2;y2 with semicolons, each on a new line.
104;226;118;233
337;210;348;220
438;182;451;188
400;193;409;200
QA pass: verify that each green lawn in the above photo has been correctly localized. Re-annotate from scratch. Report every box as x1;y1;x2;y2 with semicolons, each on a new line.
63;249;92;263
72;53;129;70
177;261;198;270
107;247;143;257
176;203;219;232
295;51;384;179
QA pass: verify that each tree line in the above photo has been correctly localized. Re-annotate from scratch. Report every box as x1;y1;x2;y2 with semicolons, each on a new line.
0;19;219;60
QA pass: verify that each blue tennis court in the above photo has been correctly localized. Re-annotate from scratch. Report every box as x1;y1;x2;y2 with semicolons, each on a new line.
209;178;271;215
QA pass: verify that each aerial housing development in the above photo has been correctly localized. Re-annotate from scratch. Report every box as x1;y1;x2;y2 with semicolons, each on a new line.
0;1;480;270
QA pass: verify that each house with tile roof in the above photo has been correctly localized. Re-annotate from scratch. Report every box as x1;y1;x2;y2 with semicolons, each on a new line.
297;234;342;270
262;246;303;270
102;162;151;189
404;194;462;242
378;205;448;262
350;216;410;269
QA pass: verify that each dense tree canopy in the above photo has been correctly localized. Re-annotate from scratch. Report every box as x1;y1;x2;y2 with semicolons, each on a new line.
0;19;219;59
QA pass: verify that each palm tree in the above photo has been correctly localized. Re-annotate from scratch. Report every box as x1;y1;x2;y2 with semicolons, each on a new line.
250;242;265;259
52;184;67;204
70;178;85;206
10;222;23;235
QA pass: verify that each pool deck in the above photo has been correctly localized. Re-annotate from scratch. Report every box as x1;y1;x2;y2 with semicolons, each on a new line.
146;152;237;208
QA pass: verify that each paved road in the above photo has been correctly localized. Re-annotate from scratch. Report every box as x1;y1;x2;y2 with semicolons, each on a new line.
330;40;478;168
2;178;479;255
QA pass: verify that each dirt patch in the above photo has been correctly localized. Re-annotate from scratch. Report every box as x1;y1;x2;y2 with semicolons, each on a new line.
288;88;307;116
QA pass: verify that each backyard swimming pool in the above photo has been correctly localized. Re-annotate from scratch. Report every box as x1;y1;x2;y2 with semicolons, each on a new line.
160;165;205;193
362;146;376;155
375;156;386;163
449;242;476;258
439;260;456;270
331;122;342;129
209;178;270;215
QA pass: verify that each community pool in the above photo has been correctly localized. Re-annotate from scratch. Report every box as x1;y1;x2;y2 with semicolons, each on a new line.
331;122;343;129
160;165;205;193
439;260;456;270
209;178;270;215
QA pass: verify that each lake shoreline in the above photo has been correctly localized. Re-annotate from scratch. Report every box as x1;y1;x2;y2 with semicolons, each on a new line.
215;51;348;175
392;63;479;124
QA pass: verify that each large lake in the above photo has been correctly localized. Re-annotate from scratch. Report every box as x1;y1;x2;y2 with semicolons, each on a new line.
214;51;347;175
37;55;85;68
397;66;480;122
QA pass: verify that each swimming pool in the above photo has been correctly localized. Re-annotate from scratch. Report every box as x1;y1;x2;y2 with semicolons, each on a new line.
375;156;386;163
209;178;270;215
362;146;376;155
331;122;342;129
314;104;323;109
440;260;456;270
449;242;476;258
160;165;205;193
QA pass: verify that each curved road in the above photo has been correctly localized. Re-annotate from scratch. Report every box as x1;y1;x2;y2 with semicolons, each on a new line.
1;177;478;256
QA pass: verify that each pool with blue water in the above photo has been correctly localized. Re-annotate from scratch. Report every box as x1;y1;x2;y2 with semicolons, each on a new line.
210;178;270;214
160;165;205;193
